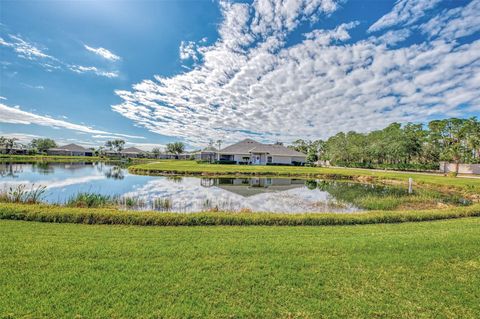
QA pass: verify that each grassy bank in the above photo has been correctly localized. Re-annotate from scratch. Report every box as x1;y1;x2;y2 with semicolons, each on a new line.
1;203;479;226
1;218;479;318
130;160;480;195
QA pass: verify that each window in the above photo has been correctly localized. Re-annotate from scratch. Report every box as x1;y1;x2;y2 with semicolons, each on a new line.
267;156;272;163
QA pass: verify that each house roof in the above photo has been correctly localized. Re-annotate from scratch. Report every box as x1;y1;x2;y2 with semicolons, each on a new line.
203;146;218;152
219;139;261;154
121;147;144;153
49;143;88;152
219;139;306;157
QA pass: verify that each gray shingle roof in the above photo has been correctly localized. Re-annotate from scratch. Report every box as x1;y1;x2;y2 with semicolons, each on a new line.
121;147;144;153
219;139;306;157
50;144;88;152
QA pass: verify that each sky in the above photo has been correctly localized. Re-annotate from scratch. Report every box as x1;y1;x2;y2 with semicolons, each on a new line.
1;0;479;150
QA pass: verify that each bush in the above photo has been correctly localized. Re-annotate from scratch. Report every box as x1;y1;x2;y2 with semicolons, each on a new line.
334;162;440;171
291;161;305;166
213;160;237;165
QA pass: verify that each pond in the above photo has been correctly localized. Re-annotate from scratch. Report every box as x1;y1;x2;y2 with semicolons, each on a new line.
0;162;467;213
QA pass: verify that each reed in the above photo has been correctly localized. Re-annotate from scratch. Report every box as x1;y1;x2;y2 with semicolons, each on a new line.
0;184;46;204
66;192;115;208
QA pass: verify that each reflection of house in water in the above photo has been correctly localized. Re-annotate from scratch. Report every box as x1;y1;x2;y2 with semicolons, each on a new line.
201;178;305;197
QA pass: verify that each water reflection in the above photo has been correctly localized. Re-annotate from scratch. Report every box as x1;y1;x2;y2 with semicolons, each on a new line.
1;162;432;213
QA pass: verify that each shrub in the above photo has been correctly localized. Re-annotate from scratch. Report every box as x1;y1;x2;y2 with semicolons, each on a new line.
213;160;237;165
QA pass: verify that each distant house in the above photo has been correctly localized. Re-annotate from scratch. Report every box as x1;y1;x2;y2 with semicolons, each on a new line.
47;144;93;156
0;144;28;155
120;147;145;158
218;139;306;165
193;146;217;162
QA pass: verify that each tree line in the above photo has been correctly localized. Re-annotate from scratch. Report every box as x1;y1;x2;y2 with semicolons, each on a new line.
0;136;186;157
290;117;480;170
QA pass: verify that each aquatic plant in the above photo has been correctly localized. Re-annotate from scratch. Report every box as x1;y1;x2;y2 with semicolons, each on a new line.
0;184;46;204
153;198;172;211
66;193;115;208
119;196;147;209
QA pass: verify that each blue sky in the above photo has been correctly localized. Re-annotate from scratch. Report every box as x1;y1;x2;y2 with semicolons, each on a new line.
1;0;479;150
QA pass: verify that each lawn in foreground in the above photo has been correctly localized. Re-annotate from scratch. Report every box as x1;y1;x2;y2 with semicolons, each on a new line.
1;219;479;318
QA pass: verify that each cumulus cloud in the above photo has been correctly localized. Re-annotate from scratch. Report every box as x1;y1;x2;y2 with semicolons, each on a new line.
420;0;480;40
179;41;199;62
0;102;144;139
84;45;121;61
112;0;480;147
368;0;441;33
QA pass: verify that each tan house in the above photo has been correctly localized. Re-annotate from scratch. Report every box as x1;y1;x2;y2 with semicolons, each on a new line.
47;144;93;156
218;139;306;165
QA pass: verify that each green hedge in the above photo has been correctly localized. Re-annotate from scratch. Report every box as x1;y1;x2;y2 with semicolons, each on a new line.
1;203;479;227
334;162;440;171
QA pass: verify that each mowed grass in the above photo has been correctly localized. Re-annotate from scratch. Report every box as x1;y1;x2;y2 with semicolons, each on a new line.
130;160;480;194
1;219;479;318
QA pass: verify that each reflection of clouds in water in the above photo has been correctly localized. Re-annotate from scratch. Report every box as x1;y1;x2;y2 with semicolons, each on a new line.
123;178;361;213
0;175;106;189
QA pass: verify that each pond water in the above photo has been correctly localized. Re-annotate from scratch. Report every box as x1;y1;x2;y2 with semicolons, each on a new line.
0;162;437;213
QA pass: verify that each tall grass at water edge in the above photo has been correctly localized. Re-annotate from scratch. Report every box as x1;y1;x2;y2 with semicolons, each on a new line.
0;184;46;204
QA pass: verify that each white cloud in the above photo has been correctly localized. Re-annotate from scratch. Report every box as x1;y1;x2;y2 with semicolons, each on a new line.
179;41;199;62
0;102;145;140
368;0;441;33
0;34;53;60
84;45;121;61
22;83;45;90
69;65;119;78
128;143;167;152
420;0;480;40
1;33;120;79
0;132;41;144
111;0;480;147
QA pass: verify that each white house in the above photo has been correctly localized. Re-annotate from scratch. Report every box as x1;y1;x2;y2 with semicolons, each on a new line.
217;139;306;165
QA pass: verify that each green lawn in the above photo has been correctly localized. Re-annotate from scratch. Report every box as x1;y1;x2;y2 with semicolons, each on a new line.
1;218;479;318
130;160;480;194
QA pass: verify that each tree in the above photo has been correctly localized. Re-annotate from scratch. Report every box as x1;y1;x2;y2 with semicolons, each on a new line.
2;137;18;154
105;139;125;152
0;136;6;153
152;147;161;158
306;149;318;163
30;138;57;153
290;139;310;154
463;117;480;162
166;142;185;156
